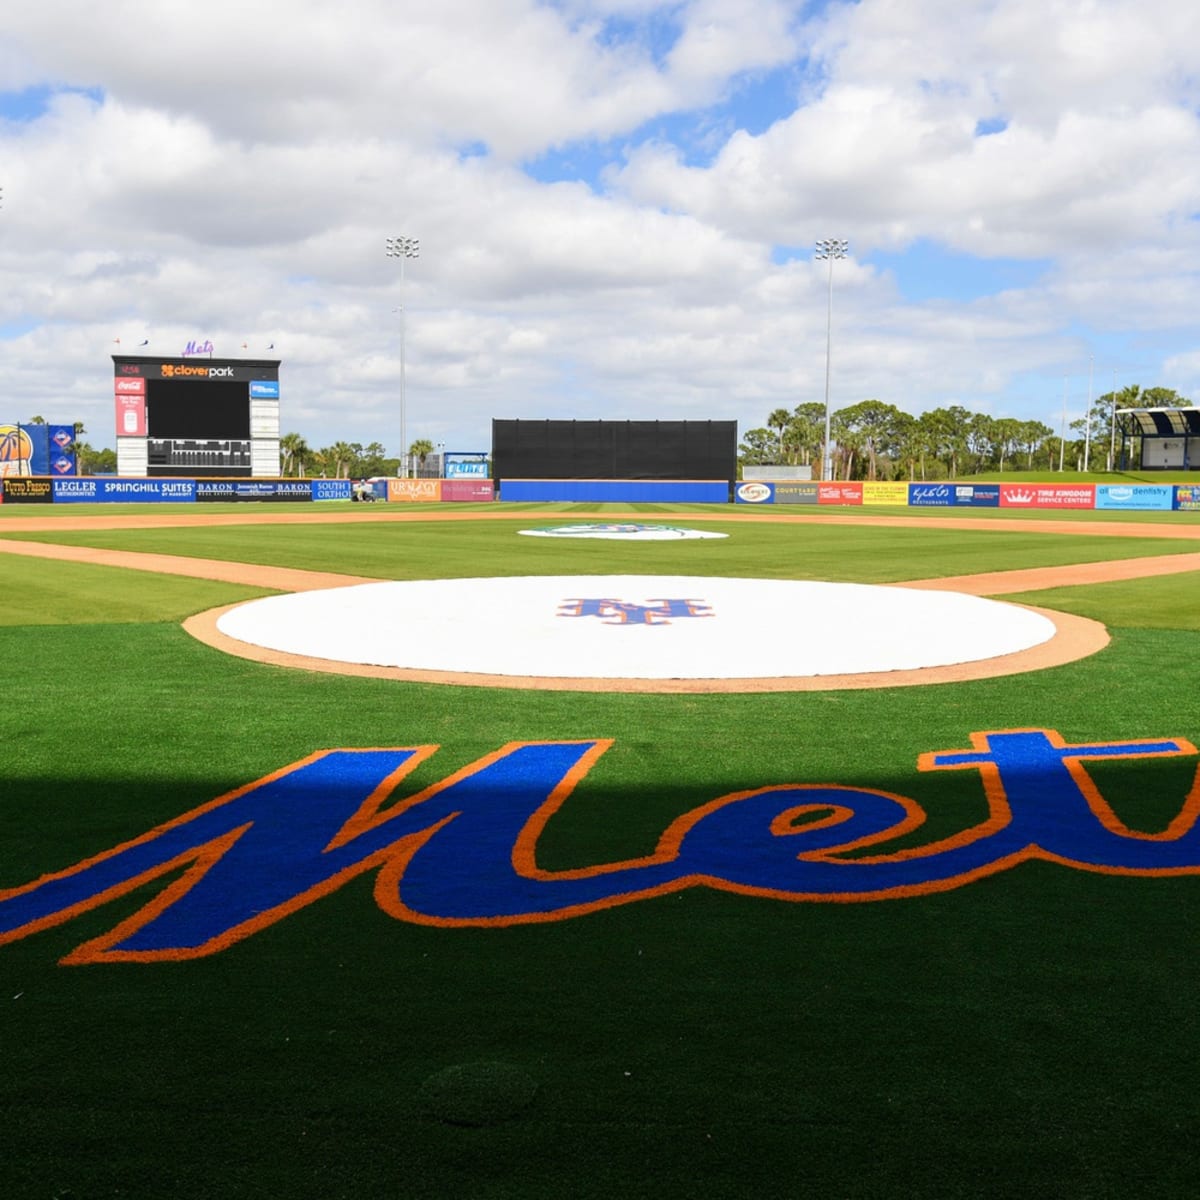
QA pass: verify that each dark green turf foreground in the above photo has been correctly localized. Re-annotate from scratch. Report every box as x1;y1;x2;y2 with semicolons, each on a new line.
3;510;1200;1199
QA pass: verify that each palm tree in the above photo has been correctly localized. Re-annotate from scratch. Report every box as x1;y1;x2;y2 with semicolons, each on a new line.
409;438;434;477
328;441;355;479
279;432;310;477
767;409;790;464
790;402;826;467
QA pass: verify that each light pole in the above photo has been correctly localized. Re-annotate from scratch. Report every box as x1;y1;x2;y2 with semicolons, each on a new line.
1059;375;1068;472
1082;353;1094;472
815;238;849;481
384;236;419;476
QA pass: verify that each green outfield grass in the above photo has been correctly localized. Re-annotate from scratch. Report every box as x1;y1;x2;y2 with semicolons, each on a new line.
3;509;1200;1199
4;511;1200;585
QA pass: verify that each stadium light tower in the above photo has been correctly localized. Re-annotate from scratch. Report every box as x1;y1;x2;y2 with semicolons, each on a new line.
815;238;849;482
385;236;419;475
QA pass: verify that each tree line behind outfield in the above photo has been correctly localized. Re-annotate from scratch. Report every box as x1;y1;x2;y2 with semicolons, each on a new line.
740;386;1193;480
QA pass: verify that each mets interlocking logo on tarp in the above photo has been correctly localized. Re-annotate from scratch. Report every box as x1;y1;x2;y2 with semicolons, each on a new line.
558;598;713;625
3;727;1199;964
518;523;727;540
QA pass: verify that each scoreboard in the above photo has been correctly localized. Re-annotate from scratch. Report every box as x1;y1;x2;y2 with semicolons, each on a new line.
112;355;281;478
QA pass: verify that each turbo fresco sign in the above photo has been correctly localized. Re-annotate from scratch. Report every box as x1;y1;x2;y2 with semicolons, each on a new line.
2;727;1198;965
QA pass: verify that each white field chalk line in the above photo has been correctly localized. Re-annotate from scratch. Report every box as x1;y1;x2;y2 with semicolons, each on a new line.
214;575;1059;681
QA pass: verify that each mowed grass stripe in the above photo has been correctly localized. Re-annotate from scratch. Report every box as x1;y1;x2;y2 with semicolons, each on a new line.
5;519;1200;583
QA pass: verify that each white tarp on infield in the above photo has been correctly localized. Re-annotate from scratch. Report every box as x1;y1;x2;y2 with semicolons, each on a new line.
214;575;1056;680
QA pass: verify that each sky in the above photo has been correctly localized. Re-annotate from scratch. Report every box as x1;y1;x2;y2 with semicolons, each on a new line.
3;0;1200;458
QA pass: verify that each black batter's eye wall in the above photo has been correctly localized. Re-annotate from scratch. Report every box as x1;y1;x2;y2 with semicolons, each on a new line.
492;419;737;483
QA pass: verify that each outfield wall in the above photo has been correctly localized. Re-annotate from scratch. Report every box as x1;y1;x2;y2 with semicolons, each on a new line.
500;479;730;503
0;477;499;505
735;481;1199;512
3;476;1198;511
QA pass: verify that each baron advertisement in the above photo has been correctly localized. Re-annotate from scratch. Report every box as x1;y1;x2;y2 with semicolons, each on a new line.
196;480;312;502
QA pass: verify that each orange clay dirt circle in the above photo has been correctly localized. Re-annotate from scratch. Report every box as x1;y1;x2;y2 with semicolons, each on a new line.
3;506;1200;692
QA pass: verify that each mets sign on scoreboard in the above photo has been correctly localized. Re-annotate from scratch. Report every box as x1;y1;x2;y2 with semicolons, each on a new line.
3;727;1200;964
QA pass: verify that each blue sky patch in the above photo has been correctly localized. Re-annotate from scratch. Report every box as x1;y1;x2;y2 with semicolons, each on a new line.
525;63;804;190
0;318;40;340
0;85;103;122
719;63;801;137
592;7;682;67
869;239;1050;302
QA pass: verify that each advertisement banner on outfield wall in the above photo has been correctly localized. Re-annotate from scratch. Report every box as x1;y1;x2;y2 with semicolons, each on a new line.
2;476;53;503
312;480;352;501
196;480;312;502
442;479;494;501
952;484;1000;507
1096;485;1174;511
53;478;198;503
48;425;77;476
446;457;489;478
862;482;908;505
773;482;819;504
389;479;442;502
909;483;953;507
999;484;1095;510
735;481;773;504
1174;485;1200;511
818;482;863;505
2;424;50;475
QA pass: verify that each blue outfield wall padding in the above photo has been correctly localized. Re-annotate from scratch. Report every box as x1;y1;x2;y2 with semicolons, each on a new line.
499;479;730;503
313;479;353;501
52;478;198;503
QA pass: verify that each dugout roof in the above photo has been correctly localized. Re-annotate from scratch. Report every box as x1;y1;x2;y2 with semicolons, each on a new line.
1116;407;1200;436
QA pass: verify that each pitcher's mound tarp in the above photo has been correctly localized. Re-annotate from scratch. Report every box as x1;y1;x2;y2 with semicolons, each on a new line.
492;419;737;483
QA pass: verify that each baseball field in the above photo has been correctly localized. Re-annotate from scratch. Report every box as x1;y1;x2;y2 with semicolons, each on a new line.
3;499;1200;1199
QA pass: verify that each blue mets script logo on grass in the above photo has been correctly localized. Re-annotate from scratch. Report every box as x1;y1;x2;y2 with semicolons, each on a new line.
558;598;713;625
3;728;1200;964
